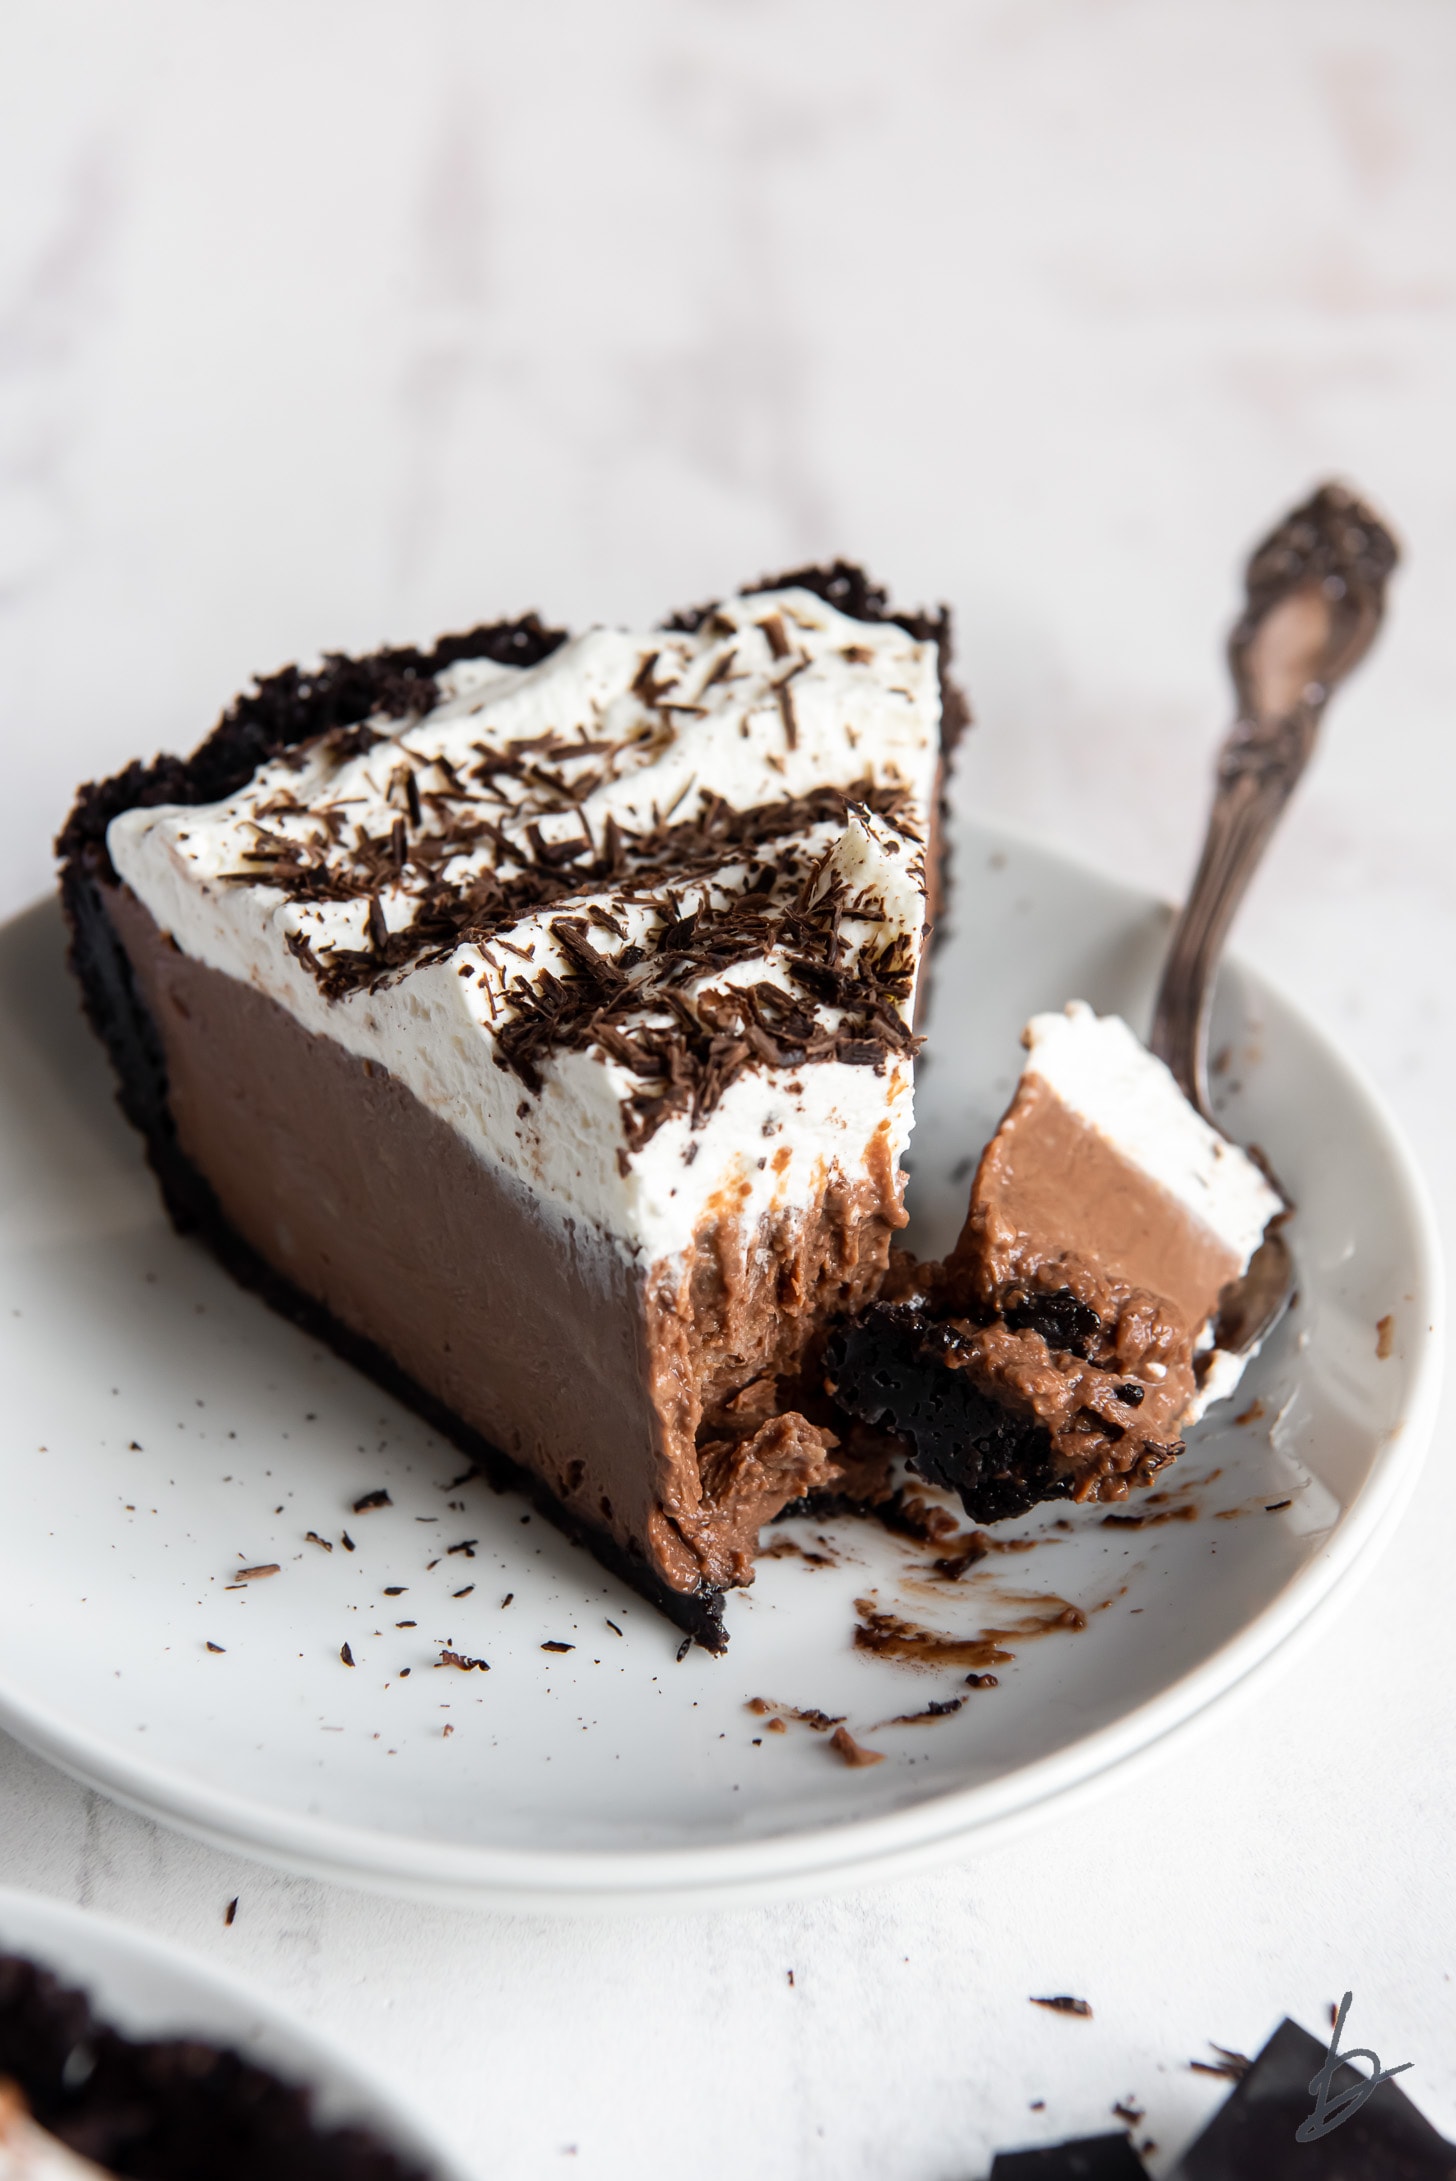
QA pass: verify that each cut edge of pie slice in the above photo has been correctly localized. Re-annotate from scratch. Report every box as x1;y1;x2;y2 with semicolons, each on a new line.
57;562;967;1649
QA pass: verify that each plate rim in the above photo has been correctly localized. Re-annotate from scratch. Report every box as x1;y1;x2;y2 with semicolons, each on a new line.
0;826;1443;1907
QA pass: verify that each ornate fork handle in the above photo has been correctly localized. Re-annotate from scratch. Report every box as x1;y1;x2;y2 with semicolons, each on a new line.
1150;483;1398;1121
1151;707;1319;1116
1219;706;1319;792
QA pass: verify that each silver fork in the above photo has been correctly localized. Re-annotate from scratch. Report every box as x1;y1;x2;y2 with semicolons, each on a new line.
1149;480;1399;1355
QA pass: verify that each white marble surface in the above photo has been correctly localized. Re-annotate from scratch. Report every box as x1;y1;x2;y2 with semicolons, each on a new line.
2;3;1455;2174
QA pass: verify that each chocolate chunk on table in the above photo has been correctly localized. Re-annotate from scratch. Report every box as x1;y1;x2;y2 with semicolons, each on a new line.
989;2133;1148;2177
1171;2016;1455;2179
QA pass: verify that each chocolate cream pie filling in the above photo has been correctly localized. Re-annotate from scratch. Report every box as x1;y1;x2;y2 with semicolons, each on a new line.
60;566;965;1648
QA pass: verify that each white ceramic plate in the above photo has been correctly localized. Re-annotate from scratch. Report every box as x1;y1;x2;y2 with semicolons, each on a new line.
0;813;1441;1908
0;1885;468;2176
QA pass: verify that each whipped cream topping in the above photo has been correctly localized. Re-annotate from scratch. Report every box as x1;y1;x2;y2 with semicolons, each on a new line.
109;588;942;1263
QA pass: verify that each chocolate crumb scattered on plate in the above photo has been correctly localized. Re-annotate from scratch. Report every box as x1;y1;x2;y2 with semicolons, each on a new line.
828;1725;884;1768
436;1649;489;1673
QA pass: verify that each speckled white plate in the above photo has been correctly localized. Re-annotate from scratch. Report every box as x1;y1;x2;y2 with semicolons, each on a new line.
0;1886;468;2176
0;811;1441;1908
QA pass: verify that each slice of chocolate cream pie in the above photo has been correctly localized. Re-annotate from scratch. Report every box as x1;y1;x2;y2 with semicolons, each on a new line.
59;564;965;1649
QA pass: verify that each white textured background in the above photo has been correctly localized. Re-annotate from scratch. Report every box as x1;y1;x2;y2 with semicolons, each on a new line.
2;4;1455;2176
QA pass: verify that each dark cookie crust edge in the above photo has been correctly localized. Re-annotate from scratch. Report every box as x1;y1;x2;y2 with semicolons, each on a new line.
0;1951;424;2181
55;567;962;1653
55;613;570;885
664;556;972;757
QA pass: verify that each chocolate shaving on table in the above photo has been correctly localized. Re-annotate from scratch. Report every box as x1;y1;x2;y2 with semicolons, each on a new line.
1188;2046;1252;2080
